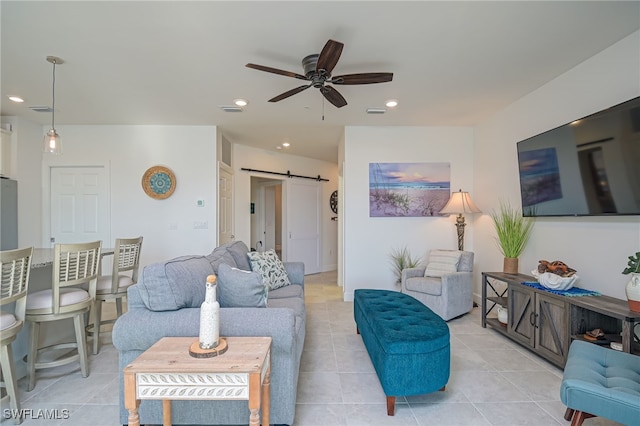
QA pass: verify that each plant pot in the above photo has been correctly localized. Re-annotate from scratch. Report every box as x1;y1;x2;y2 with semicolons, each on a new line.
625;273;640;312
503;257;519;274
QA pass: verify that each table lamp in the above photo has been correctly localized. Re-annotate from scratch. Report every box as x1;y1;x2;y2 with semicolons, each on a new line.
439;189;481;251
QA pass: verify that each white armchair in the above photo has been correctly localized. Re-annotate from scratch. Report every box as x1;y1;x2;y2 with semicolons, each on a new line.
401;250;474;321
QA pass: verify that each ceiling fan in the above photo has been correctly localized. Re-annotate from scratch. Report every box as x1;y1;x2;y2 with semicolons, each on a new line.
246;39;393;108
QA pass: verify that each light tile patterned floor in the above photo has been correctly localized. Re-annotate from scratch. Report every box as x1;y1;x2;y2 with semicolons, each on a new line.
1;271;621;425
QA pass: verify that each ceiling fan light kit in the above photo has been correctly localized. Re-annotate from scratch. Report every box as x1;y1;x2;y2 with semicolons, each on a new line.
246;39;393;108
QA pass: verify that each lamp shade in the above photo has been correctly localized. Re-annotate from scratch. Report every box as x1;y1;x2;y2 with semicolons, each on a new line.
43;129;62;155
440;189;481;215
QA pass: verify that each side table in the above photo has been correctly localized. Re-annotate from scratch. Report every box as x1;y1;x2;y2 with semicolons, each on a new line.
123;336;271;426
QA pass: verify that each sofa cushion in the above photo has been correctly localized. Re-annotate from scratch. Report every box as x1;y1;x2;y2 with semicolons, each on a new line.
248;249;291;291
217;263;267;308
205;247;237;274
137;255;212;311
424;250;462;277
225;241;252;271
268;284;304;299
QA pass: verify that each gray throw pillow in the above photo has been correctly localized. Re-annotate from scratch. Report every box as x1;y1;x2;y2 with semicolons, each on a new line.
217;263;268;308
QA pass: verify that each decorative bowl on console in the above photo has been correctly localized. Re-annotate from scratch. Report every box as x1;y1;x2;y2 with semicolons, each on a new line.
531;269;578;291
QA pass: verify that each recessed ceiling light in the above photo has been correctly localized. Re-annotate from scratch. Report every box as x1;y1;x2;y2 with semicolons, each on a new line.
8;96;24;103
385;99;398;108
282;142;290;147
233;99;248;107
276;146;282;150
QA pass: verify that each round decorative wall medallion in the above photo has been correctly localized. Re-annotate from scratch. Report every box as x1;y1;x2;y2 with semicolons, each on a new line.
142;166;176;199
330;190;338;214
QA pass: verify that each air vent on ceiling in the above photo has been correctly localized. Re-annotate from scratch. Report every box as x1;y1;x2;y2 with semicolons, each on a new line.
366;108;386;114
29;105;53;113
220;106;244;113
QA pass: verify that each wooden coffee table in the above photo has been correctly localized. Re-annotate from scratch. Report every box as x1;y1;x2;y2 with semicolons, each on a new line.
123;336;271;426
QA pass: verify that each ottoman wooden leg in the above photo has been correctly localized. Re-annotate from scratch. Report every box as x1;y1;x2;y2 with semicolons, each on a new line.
386;396;395;416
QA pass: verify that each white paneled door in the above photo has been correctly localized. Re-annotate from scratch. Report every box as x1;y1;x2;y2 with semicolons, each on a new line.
50;166;109;245
218;163;234;245
285;179;321;274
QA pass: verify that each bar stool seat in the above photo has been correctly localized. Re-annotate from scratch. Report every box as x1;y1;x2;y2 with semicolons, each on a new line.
1;247;33;425
25;241;101;392
87;236;142;354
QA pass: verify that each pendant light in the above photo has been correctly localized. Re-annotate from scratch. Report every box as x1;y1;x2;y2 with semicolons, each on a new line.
43;56;64;154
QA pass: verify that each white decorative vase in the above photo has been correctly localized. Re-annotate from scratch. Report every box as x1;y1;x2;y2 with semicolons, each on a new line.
625;273;640;313
497;306;508;325
199;275;220;349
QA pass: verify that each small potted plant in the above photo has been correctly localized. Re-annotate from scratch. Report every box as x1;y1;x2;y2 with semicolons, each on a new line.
489;201;535;274
389;246;421;286
623;251;640;312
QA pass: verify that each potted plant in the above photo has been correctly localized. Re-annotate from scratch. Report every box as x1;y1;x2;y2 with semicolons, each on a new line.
489;201;535;274
623;251;640;312
389;246;421;286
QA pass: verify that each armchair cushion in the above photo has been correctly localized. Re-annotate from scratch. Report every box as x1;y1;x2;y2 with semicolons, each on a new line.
424;250;462;277
405;276;442;296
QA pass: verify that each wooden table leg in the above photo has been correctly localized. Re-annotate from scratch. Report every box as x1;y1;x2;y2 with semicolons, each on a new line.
162;400;172;426
249;370;261;426
123;368;141;426
261;364;271;426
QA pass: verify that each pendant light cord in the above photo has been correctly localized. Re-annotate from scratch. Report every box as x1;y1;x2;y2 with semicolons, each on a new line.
51;60;56;130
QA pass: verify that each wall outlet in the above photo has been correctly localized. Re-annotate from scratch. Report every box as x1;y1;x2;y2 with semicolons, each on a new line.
169;222;178;230
197;199;204;207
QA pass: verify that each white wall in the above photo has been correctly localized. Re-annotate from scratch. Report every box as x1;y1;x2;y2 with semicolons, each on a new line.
474;31;640;300
27;124;218;267
342;126;475;300
232;143;339;272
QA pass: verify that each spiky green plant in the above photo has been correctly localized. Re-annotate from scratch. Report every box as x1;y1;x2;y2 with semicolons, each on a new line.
389;246;421;285
622;251;640;274
490;201;535;258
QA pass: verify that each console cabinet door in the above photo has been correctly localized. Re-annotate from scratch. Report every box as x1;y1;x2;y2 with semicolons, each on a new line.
508;285;534;348
535;293;569;366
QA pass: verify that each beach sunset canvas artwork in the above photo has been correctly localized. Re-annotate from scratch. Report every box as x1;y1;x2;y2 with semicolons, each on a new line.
369;162;451;217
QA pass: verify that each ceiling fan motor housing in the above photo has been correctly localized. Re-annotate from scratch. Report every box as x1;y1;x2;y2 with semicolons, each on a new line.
302;54;320;77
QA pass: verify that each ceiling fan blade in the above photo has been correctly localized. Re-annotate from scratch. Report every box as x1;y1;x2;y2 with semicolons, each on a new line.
316;39;344;74
331;73;394;85
321;86;347;108
246;63;307;80
268;84;312;102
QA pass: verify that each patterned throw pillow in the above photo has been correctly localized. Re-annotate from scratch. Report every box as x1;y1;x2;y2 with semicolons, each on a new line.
247;249;291;291
424;250;462;277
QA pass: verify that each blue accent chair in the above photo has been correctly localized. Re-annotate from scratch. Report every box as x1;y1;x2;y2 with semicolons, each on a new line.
560;340;640;426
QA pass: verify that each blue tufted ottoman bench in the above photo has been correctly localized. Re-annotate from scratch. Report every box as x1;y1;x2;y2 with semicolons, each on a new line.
353;289;450;415
560;340;640;426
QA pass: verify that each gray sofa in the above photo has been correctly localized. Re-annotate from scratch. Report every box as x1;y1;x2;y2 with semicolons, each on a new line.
112;241;305;425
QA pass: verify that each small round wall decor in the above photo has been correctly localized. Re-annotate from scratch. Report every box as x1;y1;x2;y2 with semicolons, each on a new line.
142;165;176;199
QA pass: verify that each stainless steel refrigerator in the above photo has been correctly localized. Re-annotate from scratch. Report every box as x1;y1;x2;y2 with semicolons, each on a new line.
0;177;18;250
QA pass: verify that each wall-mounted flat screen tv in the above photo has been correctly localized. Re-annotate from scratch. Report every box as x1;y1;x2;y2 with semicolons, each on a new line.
517;96;640;217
